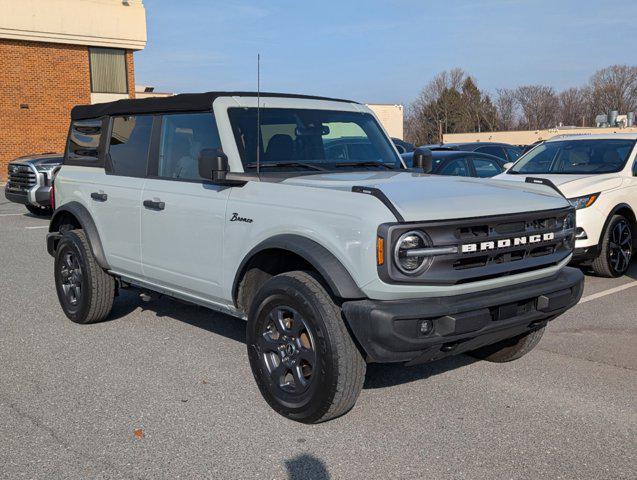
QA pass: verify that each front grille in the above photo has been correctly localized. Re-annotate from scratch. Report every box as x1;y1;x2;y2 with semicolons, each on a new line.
379;207;575;285
7;164;36;191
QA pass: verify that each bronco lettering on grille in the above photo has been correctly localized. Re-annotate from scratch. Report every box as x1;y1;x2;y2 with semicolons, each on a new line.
461;232;555;253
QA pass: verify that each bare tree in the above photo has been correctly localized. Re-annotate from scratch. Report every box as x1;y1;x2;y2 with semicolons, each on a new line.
587;65;637;115
558;87;586;126
514;85;559;130
495;88;518;130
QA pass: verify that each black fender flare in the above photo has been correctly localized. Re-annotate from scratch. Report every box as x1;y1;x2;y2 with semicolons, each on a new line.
48;201;110;270
232;234;366;302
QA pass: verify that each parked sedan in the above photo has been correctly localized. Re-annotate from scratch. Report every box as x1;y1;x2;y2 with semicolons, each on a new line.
401;150;506;177
4;153;62;216
423;142;522;163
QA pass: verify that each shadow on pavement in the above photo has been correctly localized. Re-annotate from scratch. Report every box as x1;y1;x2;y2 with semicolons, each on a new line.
110;291;478;389
364;354;477;389
284;454;330;480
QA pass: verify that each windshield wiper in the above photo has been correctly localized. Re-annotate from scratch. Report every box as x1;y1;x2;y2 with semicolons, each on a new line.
335;161;394;169
246;162;327;172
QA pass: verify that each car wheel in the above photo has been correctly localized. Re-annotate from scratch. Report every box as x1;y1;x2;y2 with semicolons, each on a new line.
26;204;53;216
247;271;366;423
468;327;545;362
54;229;115;324
592;215;633;278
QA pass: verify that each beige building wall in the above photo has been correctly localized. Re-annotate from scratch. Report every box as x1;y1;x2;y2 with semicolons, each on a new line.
0;0;147;50
444;126;637;145
366;104;404;139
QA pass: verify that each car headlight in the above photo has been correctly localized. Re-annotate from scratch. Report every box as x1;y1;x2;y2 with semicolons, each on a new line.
394;230;433;275
569;193;599;210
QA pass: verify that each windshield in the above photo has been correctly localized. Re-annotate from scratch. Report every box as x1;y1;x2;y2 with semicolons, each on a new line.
509;139;635;175
228;108;403;172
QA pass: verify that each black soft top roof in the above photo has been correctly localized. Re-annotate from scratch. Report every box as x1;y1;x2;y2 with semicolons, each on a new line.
71;91;357;121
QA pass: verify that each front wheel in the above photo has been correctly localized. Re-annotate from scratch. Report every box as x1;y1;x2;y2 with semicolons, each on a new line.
592;215;633;277
468;327;545;362
247;271;366;423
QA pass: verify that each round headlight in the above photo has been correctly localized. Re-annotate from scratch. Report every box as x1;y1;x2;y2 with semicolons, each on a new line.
394;230;432;275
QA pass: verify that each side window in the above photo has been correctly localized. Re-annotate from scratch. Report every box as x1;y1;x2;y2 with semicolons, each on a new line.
108;115;153;177
66;119;103;165
438;158;469;176
475;145;506;160
506;147;522;162
158;113;222;181
472;157;502;178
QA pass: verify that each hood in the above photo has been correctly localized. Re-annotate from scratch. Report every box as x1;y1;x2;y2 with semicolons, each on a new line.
10;154;63;168
494;172;623;199
282;171;569;221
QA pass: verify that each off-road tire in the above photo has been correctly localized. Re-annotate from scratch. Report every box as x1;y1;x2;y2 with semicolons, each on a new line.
247;271;366;423
26;204;53;216
469;327;545;362
54;229;115;324
591;214;633;278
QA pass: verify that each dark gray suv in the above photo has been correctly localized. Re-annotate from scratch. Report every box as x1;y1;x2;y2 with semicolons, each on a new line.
5;153;62;216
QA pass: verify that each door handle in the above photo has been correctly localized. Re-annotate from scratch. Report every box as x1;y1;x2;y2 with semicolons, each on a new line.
143;199;165;211
90;192;107;202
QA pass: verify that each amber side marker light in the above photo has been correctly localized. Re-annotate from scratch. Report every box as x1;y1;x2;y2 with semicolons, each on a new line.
377;237;385;266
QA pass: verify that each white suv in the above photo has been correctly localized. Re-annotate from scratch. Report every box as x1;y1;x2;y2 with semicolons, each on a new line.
47;92;583;423
496;134;636;277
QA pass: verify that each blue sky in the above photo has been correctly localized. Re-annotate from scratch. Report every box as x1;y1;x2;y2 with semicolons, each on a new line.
136;1;636;105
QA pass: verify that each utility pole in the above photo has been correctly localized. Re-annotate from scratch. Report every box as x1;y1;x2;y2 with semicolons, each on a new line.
438;120;443;144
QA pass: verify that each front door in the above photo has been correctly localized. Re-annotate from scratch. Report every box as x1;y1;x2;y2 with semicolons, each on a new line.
140;112;229;302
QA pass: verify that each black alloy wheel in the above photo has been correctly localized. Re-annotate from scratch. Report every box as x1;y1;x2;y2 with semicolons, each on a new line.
608;218;632;275
59;250;83;309
258;305;317;396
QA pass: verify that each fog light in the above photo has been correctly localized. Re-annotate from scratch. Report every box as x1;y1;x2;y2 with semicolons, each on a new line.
575;227;587;239
419;319;434;335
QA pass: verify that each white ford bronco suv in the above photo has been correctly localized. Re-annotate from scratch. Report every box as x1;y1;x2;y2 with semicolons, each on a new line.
48;92;584;423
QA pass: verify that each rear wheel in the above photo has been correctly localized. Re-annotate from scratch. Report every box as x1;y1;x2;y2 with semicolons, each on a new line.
469;327;545;362
592;215;633;278
54;229;115;324
26;204;52;216
247;271;366;423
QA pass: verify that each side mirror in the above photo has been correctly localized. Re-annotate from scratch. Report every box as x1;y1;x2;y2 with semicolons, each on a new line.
503;162;514;170
412;148;433;173
198;148;229;182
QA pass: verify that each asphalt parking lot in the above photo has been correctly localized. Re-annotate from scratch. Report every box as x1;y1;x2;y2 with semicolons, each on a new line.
1;199;635;480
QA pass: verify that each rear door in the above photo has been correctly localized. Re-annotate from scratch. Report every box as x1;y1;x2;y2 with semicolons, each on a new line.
140;112;230;302
88;115;152;276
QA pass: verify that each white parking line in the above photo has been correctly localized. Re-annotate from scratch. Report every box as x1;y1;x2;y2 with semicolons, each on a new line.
578;281;637;304
25;225;48;230
0;213;25;217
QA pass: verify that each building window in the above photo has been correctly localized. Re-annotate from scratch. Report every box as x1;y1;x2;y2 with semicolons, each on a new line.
89;48;128;94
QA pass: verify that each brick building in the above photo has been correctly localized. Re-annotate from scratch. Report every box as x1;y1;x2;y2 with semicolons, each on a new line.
0;0;147;180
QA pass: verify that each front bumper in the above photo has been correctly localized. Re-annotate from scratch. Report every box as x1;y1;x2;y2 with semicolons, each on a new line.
4;180;51;207
342;267;584;365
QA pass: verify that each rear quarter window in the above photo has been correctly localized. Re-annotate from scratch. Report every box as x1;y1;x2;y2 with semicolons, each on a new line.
66;119;104;166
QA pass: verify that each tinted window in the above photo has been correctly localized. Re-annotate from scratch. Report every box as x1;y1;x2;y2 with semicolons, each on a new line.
475;145;506;160
108;116;152;177
67;119;102;164
505;147;522;162
472;157;502;178
438;158;469;176
158;113;221;181
510;139;636;174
